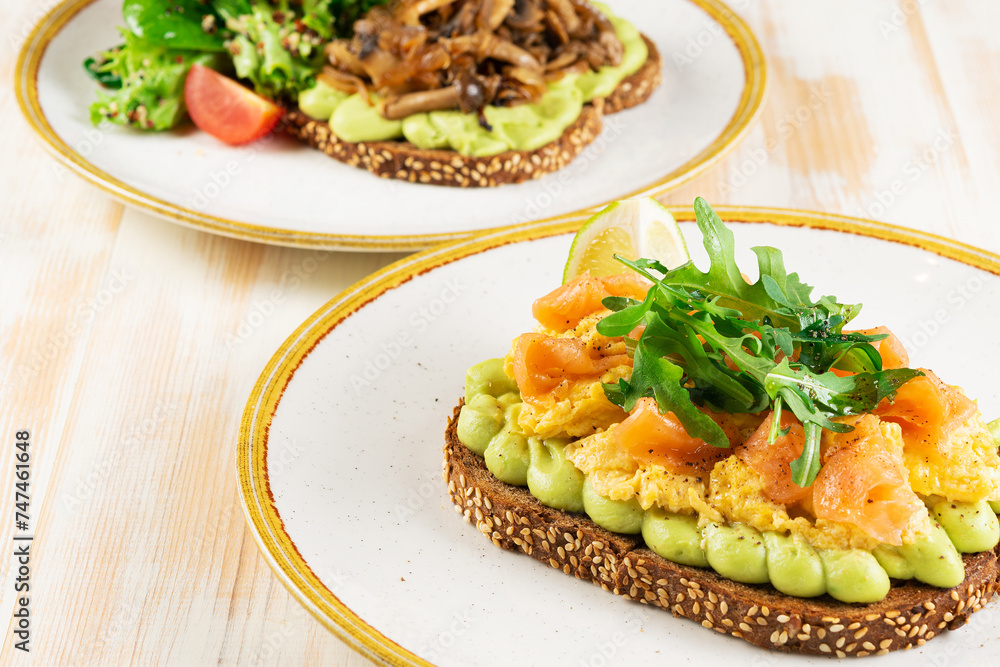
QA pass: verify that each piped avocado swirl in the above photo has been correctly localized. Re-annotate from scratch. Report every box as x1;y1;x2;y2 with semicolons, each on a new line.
457;358;1000;604
298;5;648;156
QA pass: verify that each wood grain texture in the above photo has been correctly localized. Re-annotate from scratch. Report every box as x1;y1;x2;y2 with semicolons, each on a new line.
2;0;1000;664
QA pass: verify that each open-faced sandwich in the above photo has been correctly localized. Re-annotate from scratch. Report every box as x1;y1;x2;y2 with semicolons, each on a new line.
444;197;1000;656
84;0;660;187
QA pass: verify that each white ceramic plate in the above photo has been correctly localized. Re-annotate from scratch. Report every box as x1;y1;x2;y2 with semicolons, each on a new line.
238;206;1000;666
17;0;765;251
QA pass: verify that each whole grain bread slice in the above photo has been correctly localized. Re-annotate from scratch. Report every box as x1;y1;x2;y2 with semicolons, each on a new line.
443;401;1000;657
284;35;661;187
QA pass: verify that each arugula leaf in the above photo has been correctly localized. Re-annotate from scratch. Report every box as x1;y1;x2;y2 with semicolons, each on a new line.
598;197;923;488
626;338;731;449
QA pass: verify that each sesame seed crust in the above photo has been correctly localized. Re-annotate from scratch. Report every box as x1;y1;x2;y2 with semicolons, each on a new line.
444;402;1000;657
284;36;660;187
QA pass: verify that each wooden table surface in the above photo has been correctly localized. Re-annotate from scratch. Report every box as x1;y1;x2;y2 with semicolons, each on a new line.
4;0;1000;664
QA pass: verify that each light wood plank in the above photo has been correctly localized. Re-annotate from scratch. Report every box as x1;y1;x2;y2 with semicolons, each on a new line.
3;0;1000;664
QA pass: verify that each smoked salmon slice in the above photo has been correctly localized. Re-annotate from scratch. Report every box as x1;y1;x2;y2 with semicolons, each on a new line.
613;397;733;475
851;326;909;370
737;412;809;505
532;273;649;332
812;415;925;545
875;369;976;458
510;333;630;403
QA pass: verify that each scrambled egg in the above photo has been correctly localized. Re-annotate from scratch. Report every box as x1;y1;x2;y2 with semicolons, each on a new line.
906;414;1000;502
505;311;632;439
503;307;1000;551
566;429;708;514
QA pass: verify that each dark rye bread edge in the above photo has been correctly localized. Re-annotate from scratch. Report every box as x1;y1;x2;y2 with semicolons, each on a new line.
283;36;661;187
443;401;1000;657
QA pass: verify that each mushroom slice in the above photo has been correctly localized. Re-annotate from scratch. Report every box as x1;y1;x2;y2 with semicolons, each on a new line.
325;41;366;76
505;0;546;32
319;67;371;102
396;0;460;26
477;0;516;31
380;86;462;119
544;50;579;72
548;0;582;35
544;10;570;44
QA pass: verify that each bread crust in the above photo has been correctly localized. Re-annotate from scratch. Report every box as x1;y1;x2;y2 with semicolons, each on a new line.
443;401;1000;657
285;35;661;187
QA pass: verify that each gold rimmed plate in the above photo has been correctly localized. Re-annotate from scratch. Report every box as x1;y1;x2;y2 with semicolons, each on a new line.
238;206;1000;665
17;0;765;251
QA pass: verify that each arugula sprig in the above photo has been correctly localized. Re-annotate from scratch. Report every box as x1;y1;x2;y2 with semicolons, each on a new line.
597;198;922;487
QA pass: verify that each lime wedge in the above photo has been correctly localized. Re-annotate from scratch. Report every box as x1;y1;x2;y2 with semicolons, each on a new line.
563;198;689;283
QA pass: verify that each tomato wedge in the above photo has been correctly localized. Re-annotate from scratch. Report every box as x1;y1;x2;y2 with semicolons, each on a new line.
183;64;283;145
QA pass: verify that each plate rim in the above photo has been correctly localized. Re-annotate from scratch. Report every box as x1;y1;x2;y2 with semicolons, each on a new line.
236;205;1000;666
15;0;767;252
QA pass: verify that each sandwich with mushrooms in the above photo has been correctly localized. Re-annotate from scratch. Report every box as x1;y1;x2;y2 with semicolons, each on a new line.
288;0;662;186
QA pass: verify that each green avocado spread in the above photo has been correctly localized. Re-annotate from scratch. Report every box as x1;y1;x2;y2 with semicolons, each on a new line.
457;358;1000;604
297;4;648;157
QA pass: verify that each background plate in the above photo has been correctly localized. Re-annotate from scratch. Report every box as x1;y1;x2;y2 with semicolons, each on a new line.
239;207;1000;666
17;0;765;251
